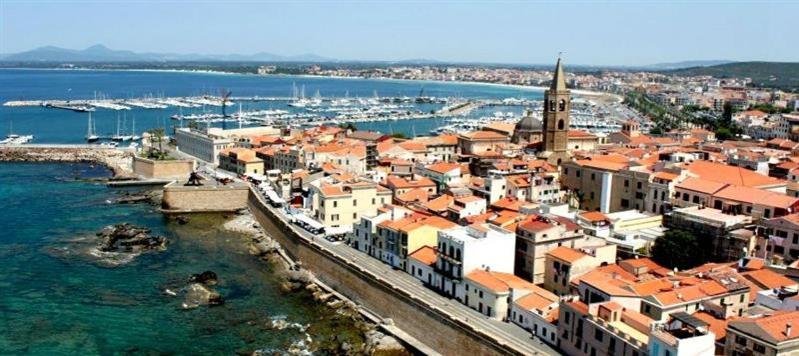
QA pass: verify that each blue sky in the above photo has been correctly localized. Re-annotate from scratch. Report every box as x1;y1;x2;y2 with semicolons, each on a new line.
1;1;796;66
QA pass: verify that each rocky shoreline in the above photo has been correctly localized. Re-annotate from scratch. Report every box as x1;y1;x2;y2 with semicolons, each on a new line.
0;146;134;178
225;211;409;355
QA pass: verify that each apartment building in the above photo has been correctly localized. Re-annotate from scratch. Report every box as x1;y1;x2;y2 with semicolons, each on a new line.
309;177;392;228
175;127;233;165
558;300;652;356
218;147;264;175
432;224;515;299
725;311;799;356
515;215;598;284
544;245;617;295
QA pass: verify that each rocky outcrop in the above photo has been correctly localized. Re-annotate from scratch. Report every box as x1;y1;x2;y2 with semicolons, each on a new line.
97;223;168;253
0;146;133;177
182;283;224;309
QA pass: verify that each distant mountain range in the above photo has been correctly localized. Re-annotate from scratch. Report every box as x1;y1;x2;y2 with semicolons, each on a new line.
0;44;336;62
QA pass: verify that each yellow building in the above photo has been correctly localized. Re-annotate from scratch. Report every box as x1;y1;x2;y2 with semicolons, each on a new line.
218;147;264;175
310;177;392;228
375;214;456;269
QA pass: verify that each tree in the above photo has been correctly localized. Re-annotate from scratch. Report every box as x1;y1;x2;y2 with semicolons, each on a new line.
715;127;733;141
651;229;710;270
722;102;734;125
391;132;407;139
147;127;166;160
338;122;357;132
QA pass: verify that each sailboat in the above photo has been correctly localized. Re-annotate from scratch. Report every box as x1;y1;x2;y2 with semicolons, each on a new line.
86;112;99;143
111;115;123;141
130;116;141;141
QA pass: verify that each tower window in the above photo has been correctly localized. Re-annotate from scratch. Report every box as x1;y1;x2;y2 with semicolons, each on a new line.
558;119;565;130
559;99;566;111
549;100;556;112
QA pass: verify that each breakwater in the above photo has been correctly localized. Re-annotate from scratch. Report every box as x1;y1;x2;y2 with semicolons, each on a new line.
247;187;553;355
0;145;134;177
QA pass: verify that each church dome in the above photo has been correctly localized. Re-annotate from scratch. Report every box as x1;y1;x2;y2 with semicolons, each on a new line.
515;110;542;132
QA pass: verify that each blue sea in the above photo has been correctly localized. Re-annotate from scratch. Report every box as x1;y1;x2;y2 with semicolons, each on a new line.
0;162;366;354
0;69;543;143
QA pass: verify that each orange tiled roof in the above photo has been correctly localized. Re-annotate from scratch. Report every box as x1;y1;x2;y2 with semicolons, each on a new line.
728;311;799;343
688;160;784;188
409;246;437;266
741;269;798;290
675;177;728;195
466;269;536;293
547;246;589;263
580;211;610;222
459;130;509;141
426;162;461;174
714;185;799;209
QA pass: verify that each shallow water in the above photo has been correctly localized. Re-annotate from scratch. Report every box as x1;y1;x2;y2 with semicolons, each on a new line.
0;162;365;354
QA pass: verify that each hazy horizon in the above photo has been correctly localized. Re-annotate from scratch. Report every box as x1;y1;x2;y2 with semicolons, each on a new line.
1;1;797;66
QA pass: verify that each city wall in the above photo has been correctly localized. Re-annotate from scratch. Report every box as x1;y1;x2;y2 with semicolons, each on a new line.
247;190;520;356
132;156;195;180
161;182;248;213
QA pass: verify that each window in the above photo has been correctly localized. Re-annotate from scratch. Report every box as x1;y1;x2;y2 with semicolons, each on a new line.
735;335;747;346
333;201;338;208
591;173;596;181
594;329;604;342
693;196;700;203
621;199;630;208
559;99;566;111
353;199;357;207
637;181;642;189
753;343;766;353
558;119;565;130
624;180;629;187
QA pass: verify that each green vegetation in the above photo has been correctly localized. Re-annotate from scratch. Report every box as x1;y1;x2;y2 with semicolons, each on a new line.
670;62;799;91
651;229;714;270
145;128;170;160
338;122;357;131
390;132;408;139
749;103;793;114
624;91;691;131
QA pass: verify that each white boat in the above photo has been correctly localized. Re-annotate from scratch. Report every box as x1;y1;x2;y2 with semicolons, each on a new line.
86;112;99;143
1;121;33;145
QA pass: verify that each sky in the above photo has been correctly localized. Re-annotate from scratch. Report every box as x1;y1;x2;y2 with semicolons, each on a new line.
0;0;797;66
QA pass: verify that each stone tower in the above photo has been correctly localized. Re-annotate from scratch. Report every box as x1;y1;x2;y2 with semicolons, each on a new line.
538;57;571;165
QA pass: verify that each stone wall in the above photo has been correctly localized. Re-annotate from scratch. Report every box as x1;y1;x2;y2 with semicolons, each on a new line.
248;191;520;356
133;156;195;180
162;183;249;212
0;146;133;176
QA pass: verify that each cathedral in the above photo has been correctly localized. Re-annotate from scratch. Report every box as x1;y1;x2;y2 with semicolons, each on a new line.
511;57;574;164
537;57;572;165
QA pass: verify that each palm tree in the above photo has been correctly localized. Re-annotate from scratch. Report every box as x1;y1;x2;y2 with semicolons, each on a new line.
148;127;165;159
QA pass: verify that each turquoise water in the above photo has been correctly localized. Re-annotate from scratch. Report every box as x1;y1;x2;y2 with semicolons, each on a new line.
0;69;543;142
0;162;365;354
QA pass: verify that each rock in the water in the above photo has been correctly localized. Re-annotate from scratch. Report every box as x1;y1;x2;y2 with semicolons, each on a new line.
364;330;406;355
96;223;167;253
182;283;224;309
175;215;190;225
189;271;218;285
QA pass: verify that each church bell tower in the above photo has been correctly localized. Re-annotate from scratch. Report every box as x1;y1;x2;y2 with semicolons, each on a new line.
539;56;571;165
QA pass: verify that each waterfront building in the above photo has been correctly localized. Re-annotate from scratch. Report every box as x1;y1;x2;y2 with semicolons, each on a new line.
509;286;561;346
351;205;412;258
407;245;438;286
374;214;455;269
432;224;516;299
309;177;392;228
463;269;558;321
175;127;234;165
538;57;572;165
218;147;264;175
557;300;652;356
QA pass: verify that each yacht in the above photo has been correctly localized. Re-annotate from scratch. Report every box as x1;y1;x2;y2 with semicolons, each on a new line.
1;121;33;145
86;112;99;143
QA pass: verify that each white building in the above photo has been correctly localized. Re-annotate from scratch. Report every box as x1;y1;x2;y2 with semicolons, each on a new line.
432;224;515;299
175;128;233;165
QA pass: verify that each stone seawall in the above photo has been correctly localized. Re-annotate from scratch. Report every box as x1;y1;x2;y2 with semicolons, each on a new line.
0;146;134;177
247;190;521;356
162;182;249;213
132;156;195;180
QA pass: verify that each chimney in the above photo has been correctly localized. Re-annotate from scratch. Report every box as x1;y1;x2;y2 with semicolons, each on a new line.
787;322;793;337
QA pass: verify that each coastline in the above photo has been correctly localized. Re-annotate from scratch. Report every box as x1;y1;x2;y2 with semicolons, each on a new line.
1;66;620;101
0;145;135;178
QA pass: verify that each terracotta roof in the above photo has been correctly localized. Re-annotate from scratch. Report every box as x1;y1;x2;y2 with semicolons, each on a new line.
568;129;596;139
580;211;610;223
395;188;429;204
676;178;728;195
409;245;437;266
547;246;589;263
422;194;454;212
398;140;427;152
715;185;799;209
425;162;461;174
653;171;679;181
513;287;559;311
385;175;436;190
466;270;536;293
483;122;516;134
460;130;510;141
687;160;784;188
728;311;799;344
741;269;798;290
575;159;628;171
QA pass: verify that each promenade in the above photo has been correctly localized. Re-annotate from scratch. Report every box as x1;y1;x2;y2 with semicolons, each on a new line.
250;188;559;355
